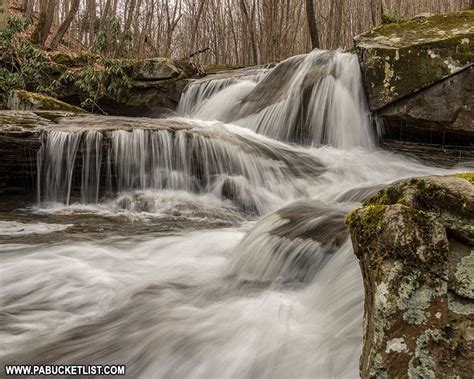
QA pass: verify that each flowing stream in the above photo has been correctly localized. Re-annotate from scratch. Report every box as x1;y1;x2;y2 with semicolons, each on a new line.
0;50;462;378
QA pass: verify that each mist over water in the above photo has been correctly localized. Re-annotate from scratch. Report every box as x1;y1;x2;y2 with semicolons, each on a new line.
0;50;461;378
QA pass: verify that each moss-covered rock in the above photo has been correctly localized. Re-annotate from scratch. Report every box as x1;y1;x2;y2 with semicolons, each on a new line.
129;58;183;81
347;174;474;378
49;51;99;68
355;11;474;111
7;90;86;113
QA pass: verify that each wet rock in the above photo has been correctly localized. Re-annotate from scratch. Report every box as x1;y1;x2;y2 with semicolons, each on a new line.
377;65;473;145
0;111;46;196
355;11;474;111
7;90;86;113
347;175;474;378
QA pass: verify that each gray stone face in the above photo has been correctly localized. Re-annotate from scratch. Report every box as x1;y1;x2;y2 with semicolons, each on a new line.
354;11;474;145
354;11;474;111
347;175;474;378
378;66;473;144
131;58;182;81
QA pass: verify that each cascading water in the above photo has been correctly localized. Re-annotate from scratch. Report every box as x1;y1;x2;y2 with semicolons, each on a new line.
179;50;374;148
0;50;462;378
35;120;324;215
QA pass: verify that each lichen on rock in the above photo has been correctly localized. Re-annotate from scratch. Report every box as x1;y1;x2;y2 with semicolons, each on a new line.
347;174;474;378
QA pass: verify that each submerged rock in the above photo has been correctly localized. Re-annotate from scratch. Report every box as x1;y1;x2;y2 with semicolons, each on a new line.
347;175;474;378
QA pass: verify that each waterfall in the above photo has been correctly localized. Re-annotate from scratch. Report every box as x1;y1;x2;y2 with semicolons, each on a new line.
36;120;324;214
179;50;374;148
37;131;82;205
3;50;455;378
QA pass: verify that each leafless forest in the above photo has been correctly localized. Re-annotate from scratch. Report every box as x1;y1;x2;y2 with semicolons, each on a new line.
6;0;473;64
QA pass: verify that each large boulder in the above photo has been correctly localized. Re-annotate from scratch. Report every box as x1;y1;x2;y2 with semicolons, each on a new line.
347;175;474;378
355;11;474;111
100;58;199;116
354;11;474;146
129;58;184;80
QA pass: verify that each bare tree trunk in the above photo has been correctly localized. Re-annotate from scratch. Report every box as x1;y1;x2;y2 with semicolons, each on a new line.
370;0;383;26
49;0;80;48
88;0;96;45
0;0;7;30
31;0;57;45
239;0;258;64
25;0;34;18
188;0;207;58
305;0;319;49
99;0;111;29
117;0;136;52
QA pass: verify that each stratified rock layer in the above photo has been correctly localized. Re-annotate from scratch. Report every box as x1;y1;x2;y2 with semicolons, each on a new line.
347;175;474;378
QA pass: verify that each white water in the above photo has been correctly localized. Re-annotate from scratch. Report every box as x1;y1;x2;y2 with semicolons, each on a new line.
0;50;462;378
179;50;374;148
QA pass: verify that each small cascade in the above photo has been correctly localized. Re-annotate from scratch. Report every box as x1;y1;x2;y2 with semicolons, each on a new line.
37;131;82;205
179;50;374;148
227;201;353;284
36;122;324;213
177;68;269;114
81;131;103;203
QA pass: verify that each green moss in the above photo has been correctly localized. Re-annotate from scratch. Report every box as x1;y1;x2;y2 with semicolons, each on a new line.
366;11;474;43
346;205;387;246
205;64;246;74
50;51;98;67
382;13;400;25
452;172;474;185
